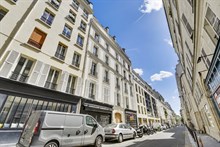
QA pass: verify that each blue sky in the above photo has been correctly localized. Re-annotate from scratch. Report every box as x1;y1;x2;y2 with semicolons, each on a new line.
91;0;180;115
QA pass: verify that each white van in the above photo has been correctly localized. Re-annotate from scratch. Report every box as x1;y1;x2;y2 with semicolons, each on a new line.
16;111;104;147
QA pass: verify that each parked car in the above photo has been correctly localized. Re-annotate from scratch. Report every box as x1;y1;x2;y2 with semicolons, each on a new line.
104;123;136;143
16;110;104;147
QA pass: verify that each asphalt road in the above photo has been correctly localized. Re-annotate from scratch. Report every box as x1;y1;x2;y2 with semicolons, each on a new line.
103;126;193;147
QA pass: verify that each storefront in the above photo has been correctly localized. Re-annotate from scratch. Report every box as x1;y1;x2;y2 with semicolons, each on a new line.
206;39;220;117
125;109;137;128
80;99;113;127
0;77;80;129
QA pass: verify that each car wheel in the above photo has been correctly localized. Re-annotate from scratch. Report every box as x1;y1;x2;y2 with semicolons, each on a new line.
93;136;102;147
133;132;136;139
44;141;58;147
118;134;123;143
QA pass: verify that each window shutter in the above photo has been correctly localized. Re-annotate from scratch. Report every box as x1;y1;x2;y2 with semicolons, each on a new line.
37;64;50;87
28;60;43;85
75;77;82;96
57;71;69;92
0;50;19;77
84;79;90;98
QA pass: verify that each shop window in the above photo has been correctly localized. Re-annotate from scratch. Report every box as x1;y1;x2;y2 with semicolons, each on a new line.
28;28;47;49
10;56;33;83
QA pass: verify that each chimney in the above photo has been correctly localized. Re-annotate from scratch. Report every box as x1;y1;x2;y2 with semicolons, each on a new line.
113;36;116;41
122;48;126;52
105;27;109;34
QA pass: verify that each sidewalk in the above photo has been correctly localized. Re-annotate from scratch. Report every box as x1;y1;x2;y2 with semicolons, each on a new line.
197;133;220;147
185;126;197;147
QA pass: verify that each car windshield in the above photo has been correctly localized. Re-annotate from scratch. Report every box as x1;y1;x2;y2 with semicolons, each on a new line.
105;124;117;128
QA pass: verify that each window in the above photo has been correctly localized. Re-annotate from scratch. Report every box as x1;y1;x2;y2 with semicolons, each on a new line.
86;116;97;127
80;21;87;32
66;75;76;94
116;77;120;89
72;0;79;10
28;28;47;49
89;83;95;99
124;83;128;93
49;0;61;9
104;87;110;102
0;7;8;21
201;48;211;69
123;70;126;79
83;9;89;19
105;55;109;65
206;7;216;25
187;0;193;6
214;17;220;36
104;70;109;83
44;68;59;90
93;46;98;57
126;97;129;108
95;33;100;42
41;9;54;26
130;86;133;96
62;24;72;39
106;43;109;51
117;93;120;106
67;10;76;23
90;62;97;77
138;105;140;113
137;94;139;103
116;53;119;60
10;57;33;83
55;43;67;60
182;14;193;37
76;35;84;47
116;64;119;73
72;52;81;68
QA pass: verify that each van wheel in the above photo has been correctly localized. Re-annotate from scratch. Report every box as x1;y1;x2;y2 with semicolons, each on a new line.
93;136;102;147
44;141;58;147
118;134;123;143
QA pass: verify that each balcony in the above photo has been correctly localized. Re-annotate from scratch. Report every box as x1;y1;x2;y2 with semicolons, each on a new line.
66;86;75;94
40;16;53;26
10;72;29;83
71;2;79;10
44;81;57;90
48;0;60;10
55;52;65;61
82;12;88;20
67;15;76;24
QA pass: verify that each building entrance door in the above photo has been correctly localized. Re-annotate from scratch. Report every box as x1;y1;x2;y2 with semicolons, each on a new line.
115;113;122;123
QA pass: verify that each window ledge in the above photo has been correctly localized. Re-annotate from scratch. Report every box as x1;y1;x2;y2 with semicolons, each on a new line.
59;34;71;41
78;27;86;34
46;1;59;11
70;4;79;12
22;43;41;52
66;17;75;25
51;56;65;63
7;0;17;5
69;64;80;70
74;43;83;50
36;19;52;28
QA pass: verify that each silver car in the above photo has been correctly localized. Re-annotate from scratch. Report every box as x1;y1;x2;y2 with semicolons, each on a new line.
104;123;136;143
16;110;104;147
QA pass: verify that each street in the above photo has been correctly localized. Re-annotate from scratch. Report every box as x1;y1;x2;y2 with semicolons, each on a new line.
103;126;194;147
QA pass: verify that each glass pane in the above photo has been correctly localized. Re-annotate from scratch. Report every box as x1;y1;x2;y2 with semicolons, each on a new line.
0;96;14;128
31;100;38;112
11;98;27;128
0;93;7;111
64;104;68;112
36;100;43;110
56;103;61;111
42;101;48;110
19;99;33;128
47;102;53;110
4;97;21;128
51;103;57;111
14;57;26;74
60;104;65;111
46;69;54;82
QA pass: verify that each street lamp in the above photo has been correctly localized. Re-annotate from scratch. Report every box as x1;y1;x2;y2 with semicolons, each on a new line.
197;53;214;63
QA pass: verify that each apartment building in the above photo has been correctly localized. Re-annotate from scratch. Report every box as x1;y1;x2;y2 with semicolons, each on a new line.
163;0;220;141
81;18;137;127
0;0;93;129
133;71;161;126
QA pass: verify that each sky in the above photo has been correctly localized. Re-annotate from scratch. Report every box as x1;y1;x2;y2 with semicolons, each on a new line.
91;0;180;115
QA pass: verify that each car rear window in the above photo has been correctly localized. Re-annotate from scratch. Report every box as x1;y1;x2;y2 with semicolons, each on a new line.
106;124;117;128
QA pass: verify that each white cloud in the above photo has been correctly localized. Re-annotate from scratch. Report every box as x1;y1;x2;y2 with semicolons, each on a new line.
139;0;163;13
134;68;144;76
150;71;173;81
164;38;173;47
172;96;176;99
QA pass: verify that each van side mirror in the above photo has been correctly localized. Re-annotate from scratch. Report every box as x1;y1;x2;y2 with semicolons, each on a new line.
94;124;98;128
